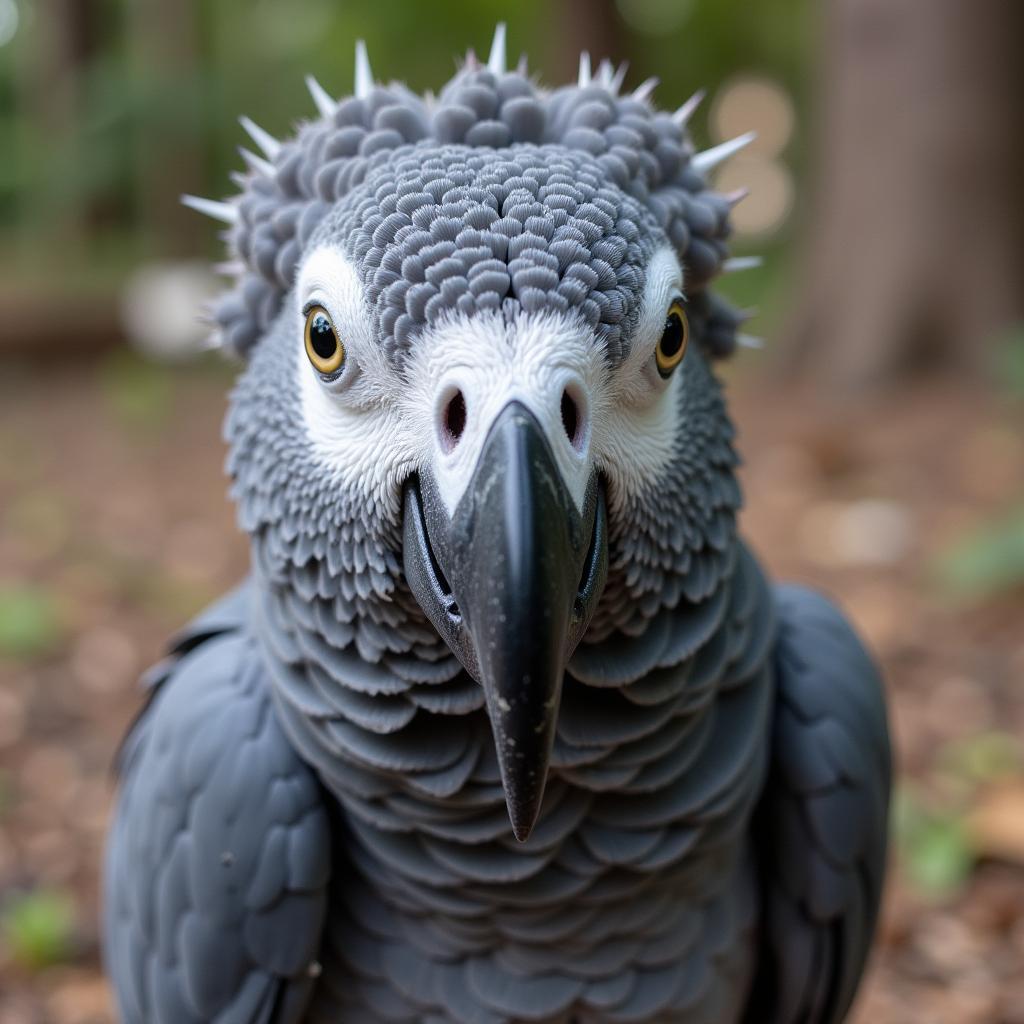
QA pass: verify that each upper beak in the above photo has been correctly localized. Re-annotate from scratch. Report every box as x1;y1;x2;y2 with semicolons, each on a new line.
403;401;608;841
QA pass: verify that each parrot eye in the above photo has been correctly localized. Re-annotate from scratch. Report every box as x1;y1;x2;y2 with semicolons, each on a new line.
656;299;689;378
304;304;345;376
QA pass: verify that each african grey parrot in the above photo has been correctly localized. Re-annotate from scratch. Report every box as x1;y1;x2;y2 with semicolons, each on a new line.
103;27;891;1024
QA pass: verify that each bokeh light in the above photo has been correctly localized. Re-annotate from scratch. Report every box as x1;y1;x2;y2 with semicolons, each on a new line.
709;76;796;238
0;0;19;48
711;76;794;158
715;156;794;237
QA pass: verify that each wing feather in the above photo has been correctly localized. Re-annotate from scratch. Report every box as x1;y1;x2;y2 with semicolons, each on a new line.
743;585;891;1024
104;590;332;1024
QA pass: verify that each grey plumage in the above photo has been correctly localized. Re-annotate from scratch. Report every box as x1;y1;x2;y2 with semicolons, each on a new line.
206;40;745;362
105;587;332;1022
743;586;891;1024
105;29;890;1024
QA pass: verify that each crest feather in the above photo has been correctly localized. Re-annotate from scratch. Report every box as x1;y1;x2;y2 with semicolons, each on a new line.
577;52;591;88
691;131;756;174
306;74;337;118
354;40;374;99
238;116;281;159
192;44;753;360
181;194;237;224
487;23;507;75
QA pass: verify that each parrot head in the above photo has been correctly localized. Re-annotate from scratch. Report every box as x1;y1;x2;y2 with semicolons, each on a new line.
199;30;752;840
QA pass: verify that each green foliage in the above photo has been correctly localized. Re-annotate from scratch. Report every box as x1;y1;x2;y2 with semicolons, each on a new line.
992;323;1024;398
896;733;1024;897
0;889;77;971
894;785;974;897
0;583;62;660
934;506;1024;602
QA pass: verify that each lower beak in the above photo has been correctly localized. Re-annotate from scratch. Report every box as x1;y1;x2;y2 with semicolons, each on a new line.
403;402;607;841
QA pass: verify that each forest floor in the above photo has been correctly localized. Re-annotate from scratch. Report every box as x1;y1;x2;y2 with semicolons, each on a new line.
0;353;1022;1023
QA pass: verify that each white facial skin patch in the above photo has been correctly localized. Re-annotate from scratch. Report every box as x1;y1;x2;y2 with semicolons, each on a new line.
296;243;688;522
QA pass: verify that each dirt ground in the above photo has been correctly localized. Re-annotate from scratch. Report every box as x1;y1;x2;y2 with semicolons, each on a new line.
0;354;1022;1023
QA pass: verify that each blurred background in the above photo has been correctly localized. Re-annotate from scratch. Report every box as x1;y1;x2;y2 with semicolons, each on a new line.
1;1;1023;1021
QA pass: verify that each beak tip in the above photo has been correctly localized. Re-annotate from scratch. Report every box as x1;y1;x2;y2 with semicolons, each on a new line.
508;806;539;843
496;734;551;846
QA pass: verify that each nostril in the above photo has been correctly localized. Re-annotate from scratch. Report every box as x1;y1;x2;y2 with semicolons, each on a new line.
561;388;581;449
441;390;466;452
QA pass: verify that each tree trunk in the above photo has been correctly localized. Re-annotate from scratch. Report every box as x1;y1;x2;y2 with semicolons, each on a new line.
126;0;202;254
555;0;626;81
20;0;101;252
783;0;1024;391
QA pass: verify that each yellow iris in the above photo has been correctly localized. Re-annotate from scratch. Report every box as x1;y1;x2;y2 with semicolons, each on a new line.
304;305;345;375
655;300;689;378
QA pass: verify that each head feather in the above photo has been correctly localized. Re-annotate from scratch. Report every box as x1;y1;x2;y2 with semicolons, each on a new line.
190;44;752;360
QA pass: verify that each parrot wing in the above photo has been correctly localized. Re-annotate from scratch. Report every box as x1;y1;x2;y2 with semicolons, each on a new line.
743;584;891;1024
104;583;333;1024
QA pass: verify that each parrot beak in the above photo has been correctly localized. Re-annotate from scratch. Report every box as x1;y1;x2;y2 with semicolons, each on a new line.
403;401;608;841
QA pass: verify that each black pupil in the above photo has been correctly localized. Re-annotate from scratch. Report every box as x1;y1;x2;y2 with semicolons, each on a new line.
310;314;336;359
660;312;684;358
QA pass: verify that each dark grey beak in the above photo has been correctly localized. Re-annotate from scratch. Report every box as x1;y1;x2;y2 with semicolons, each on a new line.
403;402;607;841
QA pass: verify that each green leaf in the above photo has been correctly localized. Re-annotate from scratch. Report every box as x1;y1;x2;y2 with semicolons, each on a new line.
0;584;62;659
893;785;974;897
906;817;974;895
933;506;1024;601
1;889;76;971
